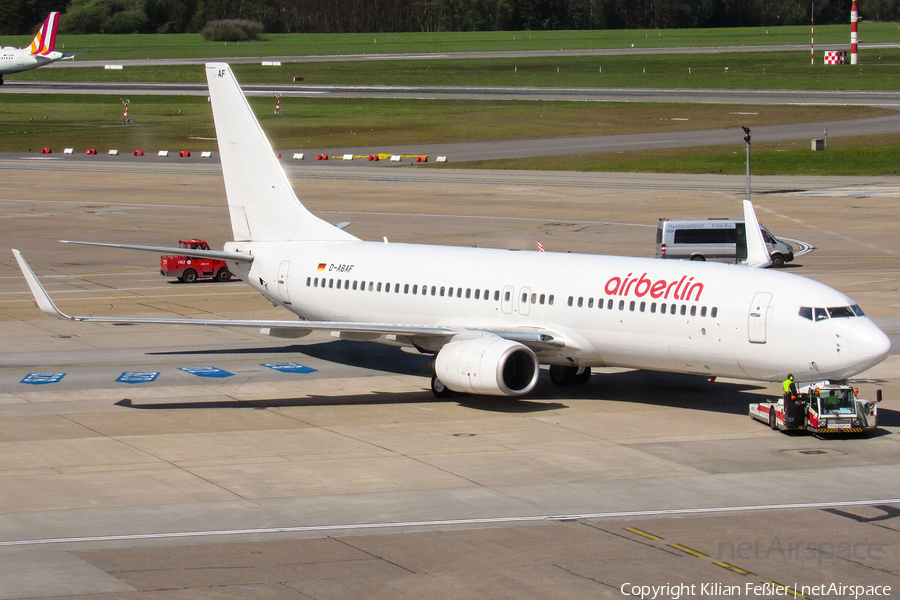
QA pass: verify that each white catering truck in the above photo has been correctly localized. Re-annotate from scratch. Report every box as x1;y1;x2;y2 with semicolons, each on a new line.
749;382;881;435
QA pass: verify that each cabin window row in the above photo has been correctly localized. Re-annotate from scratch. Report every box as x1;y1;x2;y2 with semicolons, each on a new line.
307;277;504;301
566;295;718;318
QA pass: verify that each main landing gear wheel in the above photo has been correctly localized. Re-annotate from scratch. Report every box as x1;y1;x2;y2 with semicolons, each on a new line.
180;268;198;283
550;365;590;386
572;367;591;385
549;365;572;386
431;375;453;398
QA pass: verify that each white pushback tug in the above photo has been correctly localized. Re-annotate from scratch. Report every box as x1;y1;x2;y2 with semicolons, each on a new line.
750;382;881;435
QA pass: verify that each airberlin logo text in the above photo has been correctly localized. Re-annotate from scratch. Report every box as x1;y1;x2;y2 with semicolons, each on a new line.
604;273;704;302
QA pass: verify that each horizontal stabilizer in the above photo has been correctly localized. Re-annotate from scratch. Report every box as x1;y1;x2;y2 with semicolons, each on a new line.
61;240;254;263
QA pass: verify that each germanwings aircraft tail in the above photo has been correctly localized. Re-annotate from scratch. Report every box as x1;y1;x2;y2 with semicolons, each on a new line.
205;63;355;243
29;12;58;56
0;12;64;82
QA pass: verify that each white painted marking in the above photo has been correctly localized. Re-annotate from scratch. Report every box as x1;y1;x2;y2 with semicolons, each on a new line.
1;498;897;547
779;237;816;257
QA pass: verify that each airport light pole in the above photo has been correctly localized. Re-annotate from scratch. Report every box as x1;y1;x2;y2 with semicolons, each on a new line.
742;126;751;200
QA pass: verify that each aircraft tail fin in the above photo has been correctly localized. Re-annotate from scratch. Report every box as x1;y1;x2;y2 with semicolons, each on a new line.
29;13;58;56
205;63;356;243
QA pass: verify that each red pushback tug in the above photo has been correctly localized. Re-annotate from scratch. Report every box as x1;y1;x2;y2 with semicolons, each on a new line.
750;381;881;435
160;239;232;283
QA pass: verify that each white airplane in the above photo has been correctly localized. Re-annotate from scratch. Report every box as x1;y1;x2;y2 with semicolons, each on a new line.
0;13;65;84
13;63;892;399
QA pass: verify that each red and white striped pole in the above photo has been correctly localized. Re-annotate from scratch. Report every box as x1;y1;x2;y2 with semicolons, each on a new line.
850;0;859;65
810;3;815;65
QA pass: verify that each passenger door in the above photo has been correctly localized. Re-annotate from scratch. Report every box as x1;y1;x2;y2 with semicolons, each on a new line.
277;260;292;305
501;285;514;315
748;292;772;343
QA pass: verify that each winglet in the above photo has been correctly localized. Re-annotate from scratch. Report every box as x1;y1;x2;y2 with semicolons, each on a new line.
742;200;772;268
12;249;74;320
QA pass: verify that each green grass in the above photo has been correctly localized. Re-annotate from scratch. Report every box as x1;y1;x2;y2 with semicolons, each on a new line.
4;25;900;174
0;95;214;152
450;134;900;176
0;94;886;152
18;48;900;91
4;24;899;61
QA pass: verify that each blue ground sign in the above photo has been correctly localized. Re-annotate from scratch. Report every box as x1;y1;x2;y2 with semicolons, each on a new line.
21;372;66;385
261;362;317;374
179;366;235;378
116;372;160;384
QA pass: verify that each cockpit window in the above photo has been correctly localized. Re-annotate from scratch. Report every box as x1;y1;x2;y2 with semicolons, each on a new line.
802;305;863;321
828;306;855;319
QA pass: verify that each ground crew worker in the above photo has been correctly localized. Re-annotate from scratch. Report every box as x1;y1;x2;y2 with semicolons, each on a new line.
782;374;797;401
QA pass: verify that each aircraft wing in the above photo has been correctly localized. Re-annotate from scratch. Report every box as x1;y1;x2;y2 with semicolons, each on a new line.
13;249;566;350
61;240;254;263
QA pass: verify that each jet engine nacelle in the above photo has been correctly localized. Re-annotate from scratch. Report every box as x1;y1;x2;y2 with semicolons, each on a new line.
435;335;539;396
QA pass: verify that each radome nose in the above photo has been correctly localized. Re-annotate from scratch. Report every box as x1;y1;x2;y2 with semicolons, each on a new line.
848;319;892;370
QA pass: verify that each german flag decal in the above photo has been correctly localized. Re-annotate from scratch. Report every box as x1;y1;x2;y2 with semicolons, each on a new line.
317;263;326;270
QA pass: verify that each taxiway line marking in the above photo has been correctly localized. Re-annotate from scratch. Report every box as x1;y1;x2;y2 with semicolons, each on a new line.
669;543;708;558
713;561;754;576
623;527;662;541
1;498;898;547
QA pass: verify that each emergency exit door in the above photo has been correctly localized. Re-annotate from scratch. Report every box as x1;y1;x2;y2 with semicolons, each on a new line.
748;292;772;343
501;285;514;314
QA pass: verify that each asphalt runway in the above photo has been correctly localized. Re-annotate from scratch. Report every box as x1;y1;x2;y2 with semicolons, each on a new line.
7;81;900;108
0;160;898;599
5;82;900;164
35;42;900;68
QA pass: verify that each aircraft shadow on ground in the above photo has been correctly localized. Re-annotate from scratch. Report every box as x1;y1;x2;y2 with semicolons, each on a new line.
115;393;566;414
132;339;771;415
873;407;900;427
529;369;767;415
148;340;432;377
